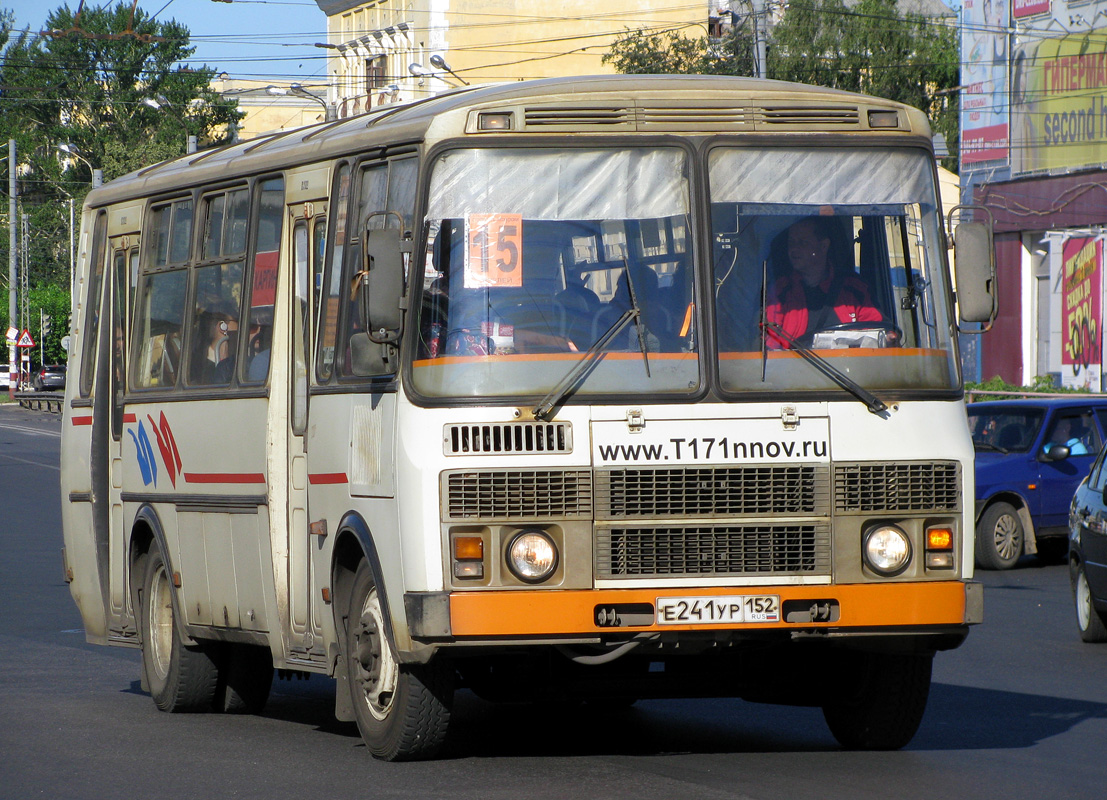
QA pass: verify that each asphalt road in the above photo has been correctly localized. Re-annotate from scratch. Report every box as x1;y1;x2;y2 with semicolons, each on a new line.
2;402;1105;800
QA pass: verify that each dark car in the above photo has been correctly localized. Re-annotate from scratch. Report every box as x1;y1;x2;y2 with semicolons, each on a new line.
1068;445;1107;641
32;364;66;392
968;397;1107;570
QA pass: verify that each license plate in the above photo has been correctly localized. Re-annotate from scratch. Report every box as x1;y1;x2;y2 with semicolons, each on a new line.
656;595;781;625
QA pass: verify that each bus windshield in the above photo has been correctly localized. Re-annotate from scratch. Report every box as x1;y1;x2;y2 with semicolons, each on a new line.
411;144;958;401
710;146;959;394
412;146;698;399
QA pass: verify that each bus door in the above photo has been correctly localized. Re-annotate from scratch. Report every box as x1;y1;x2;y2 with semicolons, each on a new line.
105;236;138;630
287;189;328;661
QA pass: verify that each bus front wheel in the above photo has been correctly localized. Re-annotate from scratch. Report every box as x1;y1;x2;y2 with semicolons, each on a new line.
822;651;932;750
344;561;453;760
139;549;219;712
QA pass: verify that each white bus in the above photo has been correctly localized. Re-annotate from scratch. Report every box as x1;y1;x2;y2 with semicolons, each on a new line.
61;75;995;760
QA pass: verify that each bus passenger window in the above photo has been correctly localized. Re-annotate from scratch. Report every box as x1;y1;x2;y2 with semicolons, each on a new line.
132;270;188;389
188;263;244;386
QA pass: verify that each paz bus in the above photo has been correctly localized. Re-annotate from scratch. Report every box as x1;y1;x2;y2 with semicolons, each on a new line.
60;75;996;760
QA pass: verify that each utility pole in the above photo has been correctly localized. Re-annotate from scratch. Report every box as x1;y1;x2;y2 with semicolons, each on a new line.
8;139;16;394
752;0;768;80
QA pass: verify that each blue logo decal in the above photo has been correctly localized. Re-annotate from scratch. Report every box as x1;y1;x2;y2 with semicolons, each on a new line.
129;420;158;487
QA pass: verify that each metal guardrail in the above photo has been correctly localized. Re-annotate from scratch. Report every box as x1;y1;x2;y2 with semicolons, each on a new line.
13;391;64;413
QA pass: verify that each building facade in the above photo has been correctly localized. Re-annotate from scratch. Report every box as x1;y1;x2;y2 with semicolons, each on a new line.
313;0;713;116
962;0;1107;390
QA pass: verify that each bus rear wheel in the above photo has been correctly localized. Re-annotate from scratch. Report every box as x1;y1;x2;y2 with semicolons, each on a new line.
345;561;453;761
139;549;219;712
822;651;932;750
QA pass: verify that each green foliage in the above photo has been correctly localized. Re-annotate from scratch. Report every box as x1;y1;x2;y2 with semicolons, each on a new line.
0;2;244;360
603;2;960;169
29;282;69;366
604;24;755;77
966;375;1090;398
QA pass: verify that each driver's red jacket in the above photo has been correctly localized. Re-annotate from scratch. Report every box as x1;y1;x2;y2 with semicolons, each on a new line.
765;268;882;349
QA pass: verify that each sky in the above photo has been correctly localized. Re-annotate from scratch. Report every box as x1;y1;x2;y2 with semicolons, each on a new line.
4;0;330;84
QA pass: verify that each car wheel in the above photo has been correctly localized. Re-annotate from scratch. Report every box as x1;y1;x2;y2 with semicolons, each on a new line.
822;651;933;750
139;549;220;712
345;560;453;760
976;501;1024;570
1073;560;1107;643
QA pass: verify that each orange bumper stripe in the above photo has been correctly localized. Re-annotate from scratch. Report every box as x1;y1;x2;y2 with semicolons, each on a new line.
450;581;968;636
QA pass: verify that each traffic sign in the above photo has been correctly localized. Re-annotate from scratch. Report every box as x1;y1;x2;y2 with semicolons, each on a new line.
16;329;35;348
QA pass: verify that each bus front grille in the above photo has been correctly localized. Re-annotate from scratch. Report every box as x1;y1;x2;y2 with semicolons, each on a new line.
595;465;829;519
444;422;572;455
596;523;831;578
833;461;961;513
444;469;592;520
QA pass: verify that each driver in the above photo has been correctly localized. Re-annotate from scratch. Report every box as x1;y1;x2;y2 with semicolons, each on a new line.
765;216;882;348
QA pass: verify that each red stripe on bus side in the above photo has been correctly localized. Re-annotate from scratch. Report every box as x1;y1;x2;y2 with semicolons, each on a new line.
308;473;348;485
123;413;137;423
71;416;93;426
183;473;267;485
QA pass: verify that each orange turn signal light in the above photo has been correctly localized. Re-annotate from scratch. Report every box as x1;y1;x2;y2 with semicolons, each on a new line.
454;536;484;561
927;527;953;550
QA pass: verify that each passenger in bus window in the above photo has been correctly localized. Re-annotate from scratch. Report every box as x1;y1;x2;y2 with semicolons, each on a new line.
765;216;881;348
192;306;238;384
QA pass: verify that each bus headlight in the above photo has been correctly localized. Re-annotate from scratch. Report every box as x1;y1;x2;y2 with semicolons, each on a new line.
506;530;558;583
863;525;912;576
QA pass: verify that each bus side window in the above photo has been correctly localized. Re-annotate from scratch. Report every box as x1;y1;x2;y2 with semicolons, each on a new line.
79;212;108;397
187;263;245;386
242;178;285;385
131;270;188;389
318;163;351;382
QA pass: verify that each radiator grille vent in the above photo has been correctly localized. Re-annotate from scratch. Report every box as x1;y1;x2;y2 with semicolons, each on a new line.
595;465;829;518
444;422;572;455
444;469;592;520
597;523;831;578
834;461;960;513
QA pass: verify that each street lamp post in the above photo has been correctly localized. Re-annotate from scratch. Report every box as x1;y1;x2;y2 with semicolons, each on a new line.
57;143;103;188
142;96;198;153
5;139;15;396
266;84;335;122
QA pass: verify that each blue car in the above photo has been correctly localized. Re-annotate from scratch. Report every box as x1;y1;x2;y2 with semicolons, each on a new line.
968;398;1107;570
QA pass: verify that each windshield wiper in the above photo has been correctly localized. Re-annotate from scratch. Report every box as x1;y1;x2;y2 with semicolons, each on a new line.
760;320;888;416
534;262;651;421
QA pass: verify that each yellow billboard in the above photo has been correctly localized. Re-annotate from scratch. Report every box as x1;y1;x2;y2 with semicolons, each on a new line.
1012;29;1107;175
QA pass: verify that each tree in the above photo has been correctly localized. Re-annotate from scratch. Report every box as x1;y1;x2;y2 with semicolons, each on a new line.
771;0;959;166
0;3;244;348
604;23;756;77
602;2;960;169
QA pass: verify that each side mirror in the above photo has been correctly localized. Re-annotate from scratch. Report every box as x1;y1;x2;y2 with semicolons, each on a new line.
1044;444;1071;461
948;205;997;331
359;222;411;345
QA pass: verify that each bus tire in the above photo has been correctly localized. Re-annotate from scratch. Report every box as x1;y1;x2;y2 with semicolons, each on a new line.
139;548;219;712
219;643;274;714
822;651;932;750
345;560;453;761
975;501;1024;570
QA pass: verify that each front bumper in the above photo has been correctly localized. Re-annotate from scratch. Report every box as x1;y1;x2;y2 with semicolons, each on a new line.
412;580;982;640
